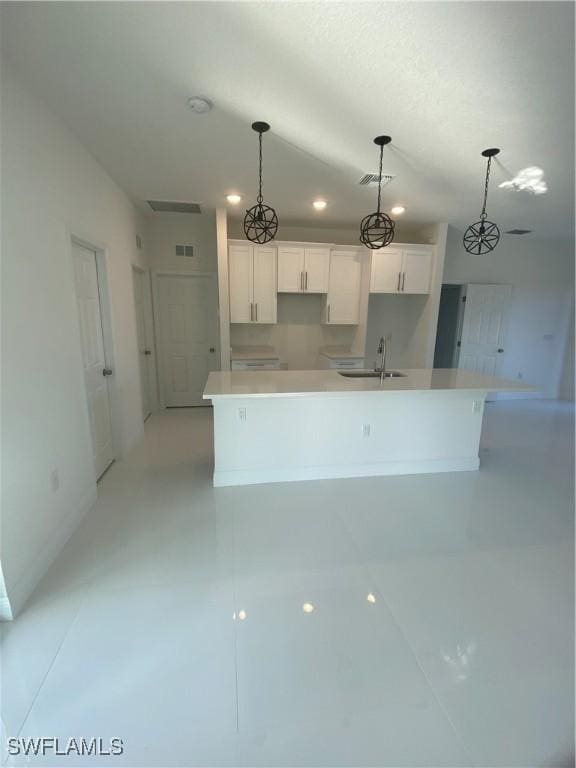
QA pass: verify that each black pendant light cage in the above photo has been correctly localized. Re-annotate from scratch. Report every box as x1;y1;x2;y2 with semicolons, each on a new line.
244;122;278;244
463;148;501;255
360;135;395;249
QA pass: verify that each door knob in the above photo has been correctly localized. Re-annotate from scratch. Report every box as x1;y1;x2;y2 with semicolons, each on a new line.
102;368;113;376
497;348;504;353
209;347;215;353
144;349;152;356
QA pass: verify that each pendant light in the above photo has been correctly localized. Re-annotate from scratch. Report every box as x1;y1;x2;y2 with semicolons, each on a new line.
463;148;501;255
243;121;278;244
359;136;395;249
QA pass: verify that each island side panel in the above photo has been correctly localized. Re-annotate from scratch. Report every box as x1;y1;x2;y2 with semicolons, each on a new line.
210;391;486;487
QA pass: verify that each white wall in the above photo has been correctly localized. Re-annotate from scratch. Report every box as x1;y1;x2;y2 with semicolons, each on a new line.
558;300;575;401
1;64;149;617
147;211;217;274
227;219;436;246
442;226;574;398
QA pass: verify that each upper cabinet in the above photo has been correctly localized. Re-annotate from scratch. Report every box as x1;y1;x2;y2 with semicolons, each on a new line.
277;245;330;293
323;249;362;325
370;244;433;294
229;243;277;324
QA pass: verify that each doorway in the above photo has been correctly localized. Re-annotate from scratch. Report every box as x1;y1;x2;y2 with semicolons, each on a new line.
72;241;115;479
132;266;154;420
434;284;465;368
434;282;512;382
154;273;219;407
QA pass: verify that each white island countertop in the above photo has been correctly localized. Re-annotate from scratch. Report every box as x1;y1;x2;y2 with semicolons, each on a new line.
204;368;533;399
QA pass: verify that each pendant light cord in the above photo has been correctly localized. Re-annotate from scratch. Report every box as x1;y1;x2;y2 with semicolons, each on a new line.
257;131;263;204
376;143;384;214
481;155;492;220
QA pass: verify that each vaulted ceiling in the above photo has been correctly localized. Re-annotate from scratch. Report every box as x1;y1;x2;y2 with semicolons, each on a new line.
2;1;574;238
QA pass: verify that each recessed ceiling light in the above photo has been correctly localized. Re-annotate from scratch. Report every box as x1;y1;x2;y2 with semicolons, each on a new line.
302;602;315;614
366;593;377;604
188;96;212;114
312;200;327;211
226;194;242;205
391;205;406;216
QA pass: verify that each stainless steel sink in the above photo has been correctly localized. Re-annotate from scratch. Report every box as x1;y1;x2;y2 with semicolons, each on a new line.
338;371;406;378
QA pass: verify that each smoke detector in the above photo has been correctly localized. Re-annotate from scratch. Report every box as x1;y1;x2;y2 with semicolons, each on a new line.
188;96;212;114
358;172;395;187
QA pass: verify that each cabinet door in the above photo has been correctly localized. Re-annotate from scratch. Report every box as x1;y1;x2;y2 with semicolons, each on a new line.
277;246;305;293
303;247;330;293
325;251;362;324
402;247;433;294
369;247;403;293
253;246;277;323
229;244;253;323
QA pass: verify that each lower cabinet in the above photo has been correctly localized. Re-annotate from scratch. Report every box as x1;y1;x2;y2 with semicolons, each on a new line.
323;250;362;324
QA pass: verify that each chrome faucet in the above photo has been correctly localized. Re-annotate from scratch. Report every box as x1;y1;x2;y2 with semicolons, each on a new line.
375;336;387;383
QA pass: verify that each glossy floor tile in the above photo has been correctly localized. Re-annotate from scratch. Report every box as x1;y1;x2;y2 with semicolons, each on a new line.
2;401;574;767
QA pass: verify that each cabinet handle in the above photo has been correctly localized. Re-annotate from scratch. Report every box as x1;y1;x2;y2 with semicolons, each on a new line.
397;272;401;291
250;303;253;322
402;272;406;291
327;304;330;323
305;271;308;290
255;303;258;321
301;271;304;291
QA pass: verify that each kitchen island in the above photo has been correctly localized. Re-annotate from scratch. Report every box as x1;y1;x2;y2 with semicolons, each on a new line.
203;369;531;487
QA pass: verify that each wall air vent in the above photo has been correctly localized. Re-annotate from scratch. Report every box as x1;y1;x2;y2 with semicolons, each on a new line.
505;229;532;235
147;200;202;214
175;245;195;257
358;173;395;187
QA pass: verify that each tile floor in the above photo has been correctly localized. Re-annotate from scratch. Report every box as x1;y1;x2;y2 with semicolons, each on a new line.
2;400;574;767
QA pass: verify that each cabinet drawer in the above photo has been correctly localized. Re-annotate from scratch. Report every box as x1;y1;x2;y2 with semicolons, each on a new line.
231;359;280;370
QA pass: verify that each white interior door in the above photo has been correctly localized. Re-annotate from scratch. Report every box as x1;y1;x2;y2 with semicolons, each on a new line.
157;274;219;406
303;247;330;293
229;244;253;323
132;268;151;420
72;243;114;478
252;246;277;323
458;284;512;377
370;247;403;293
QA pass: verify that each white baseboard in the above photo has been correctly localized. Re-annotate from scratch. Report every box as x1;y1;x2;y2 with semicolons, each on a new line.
213;457;480;487
3;484;97;620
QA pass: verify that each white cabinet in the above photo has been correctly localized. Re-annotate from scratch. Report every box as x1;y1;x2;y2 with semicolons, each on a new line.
370;244;433;294
324;250;362;324
277;245;330;293
318;354;364;370
229;243;277;323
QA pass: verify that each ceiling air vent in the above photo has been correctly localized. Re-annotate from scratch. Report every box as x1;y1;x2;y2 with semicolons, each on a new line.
505;229;532;235
358;173;395;187
148;200;202;214
175;245;195;257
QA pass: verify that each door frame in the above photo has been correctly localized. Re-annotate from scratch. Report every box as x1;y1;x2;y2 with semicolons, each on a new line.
132;265;158;418
68;231;120;476
151;270;220;409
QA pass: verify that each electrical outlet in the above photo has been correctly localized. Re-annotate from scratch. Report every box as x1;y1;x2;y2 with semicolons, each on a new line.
362;424;371;437
472;400;482;413
238;408;247;422
517;372;523;380
50;468;60;492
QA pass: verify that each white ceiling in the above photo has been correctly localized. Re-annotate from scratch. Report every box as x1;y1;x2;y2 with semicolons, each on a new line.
2;1;574;238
